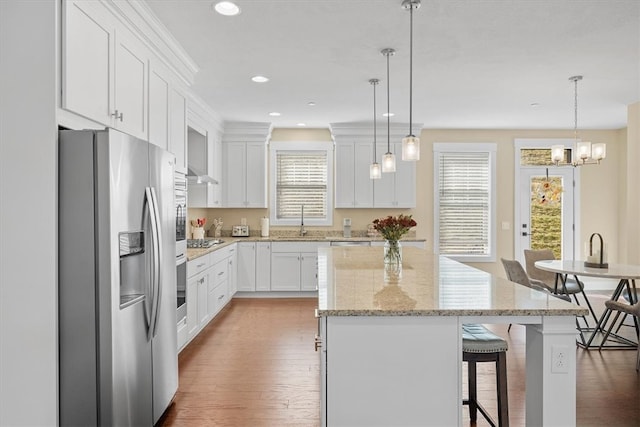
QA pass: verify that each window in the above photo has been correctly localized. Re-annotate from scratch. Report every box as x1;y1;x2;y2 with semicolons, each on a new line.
433;143;496;262
270;141;333;226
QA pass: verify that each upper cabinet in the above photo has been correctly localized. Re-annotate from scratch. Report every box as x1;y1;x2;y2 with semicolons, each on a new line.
63;0;147;139
61;0;198;172
331;122;420;209
62;0;114;126
169;87;187;172
335;142;374;208
221;122;272;208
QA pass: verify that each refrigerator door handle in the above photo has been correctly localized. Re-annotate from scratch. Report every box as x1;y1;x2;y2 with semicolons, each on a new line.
145;187;161;341
149;187;163;339
142;188;154;331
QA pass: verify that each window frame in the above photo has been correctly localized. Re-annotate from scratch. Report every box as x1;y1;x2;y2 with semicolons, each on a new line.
433;142;497;263
269;141;334;227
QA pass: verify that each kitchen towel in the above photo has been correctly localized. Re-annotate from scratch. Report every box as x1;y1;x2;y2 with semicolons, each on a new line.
261;217;269;237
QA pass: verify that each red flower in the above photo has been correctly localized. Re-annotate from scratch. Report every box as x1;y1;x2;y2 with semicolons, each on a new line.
372;214;417;241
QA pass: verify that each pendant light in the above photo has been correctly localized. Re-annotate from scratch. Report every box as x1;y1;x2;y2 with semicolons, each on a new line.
369;78;382;179
381;48;396;173
551;76;606;166
401;0;421;161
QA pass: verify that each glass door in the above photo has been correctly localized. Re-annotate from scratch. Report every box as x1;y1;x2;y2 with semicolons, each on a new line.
516;167;575;263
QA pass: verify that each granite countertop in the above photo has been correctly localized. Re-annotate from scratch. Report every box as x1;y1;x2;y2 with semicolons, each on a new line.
186;235;427;261
316;246;589;317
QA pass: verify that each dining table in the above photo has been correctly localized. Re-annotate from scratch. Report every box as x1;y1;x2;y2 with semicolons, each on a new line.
534;259;640;349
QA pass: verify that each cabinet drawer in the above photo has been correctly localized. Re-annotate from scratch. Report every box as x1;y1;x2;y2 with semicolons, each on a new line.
187;255;210;278
211;260;228;288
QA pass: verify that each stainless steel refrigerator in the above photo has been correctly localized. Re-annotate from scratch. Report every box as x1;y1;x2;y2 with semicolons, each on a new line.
59;129;178;426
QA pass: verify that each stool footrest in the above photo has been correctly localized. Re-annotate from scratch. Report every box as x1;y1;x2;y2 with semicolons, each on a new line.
463;399;497;427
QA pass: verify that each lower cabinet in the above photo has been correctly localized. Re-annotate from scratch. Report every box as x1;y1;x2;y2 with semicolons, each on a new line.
182;244;237;351
237;242;256;291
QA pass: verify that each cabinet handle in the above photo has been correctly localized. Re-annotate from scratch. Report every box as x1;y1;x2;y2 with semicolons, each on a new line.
217;271;224;276
218;294;225;300
111;110;123;121
197;262;206;268
314;335;322;351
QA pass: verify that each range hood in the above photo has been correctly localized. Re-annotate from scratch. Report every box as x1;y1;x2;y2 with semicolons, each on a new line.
186;166;218;185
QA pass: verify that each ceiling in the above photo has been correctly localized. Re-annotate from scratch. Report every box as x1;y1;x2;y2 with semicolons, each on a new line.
146;0;640;130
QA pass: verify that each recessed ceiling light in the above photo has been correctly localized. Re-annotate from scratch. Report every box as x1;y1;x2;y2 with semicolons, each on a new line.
269;112;281;116
307;102;316;107
251;75;269;83
297;123;306;127
383;112;395;117
214;1;241;16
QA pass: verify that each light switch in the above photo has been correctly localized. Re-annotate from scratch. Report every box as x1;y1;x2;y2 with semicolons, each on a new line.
501;221;510;230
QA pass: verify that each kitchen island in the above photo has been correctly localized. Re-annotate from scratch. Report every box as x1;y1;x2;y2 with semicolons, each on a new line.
316;247;588;427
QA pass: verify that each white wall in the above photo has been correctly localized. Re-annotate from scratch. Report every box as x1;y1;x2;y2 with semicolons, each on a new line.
0;1;58;425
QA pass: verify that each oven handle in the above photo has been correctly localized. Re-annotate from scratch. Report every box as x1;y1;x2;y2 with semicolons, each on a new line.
176;253;186;266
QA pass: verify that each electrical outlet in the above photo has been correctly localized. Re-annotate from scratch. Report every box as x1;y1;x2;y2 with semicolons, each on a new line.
552;345;570;373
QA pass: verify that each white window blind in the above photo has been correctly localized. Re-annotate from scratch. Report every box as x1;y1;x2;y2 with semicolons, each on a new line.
436;151;492;258
276;151;327;220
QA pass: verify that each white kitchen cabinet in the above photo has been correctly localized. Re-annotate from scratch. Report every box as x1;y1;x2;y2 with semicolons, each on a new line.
271;242;328;291
186;271;208;338
62;0;148;139
148;63;170;150
300;253;319;291
222;142;267;207
62;0;113;126
208;259;228;318
334;142;374;208
256;242;271;291
169;87;187;173
271;253;303;291
227;245;237;296
237;242;256;291
113;30;147;139
374;142;415;208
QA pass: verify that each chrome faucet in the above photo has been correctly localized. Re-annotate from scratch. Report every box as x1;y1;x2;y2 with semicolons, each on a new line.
300;204;307;236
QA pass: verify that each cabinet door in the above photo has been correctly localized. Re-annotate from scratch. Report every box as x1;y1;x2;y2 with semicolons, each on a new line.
169;87;187;173
245;142;267;208
374;143;396;208
197;273;209;327
394;142;416;208
227;248;237;296
148;64;169;150
62;0;113;125
209;137;222;207
222;142;246;207
113;29;147;139
300;253;318;291
354;142;375;207
237;242;256;291
335;143;355;208
271;253;301;291
186;275;200;337
256;242;271;291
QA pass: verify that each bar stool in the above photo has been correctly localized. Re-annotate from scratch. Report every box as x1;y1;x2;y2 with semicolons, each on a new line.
463;324;509;427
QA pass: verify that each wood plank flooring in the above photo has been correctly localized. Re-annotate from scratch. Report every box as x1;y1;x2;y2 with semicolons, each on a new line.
158;298;639;426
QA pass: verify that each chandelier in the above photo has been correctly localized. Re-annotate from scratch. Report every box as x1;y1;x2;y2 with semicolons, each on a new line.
551;76;606;166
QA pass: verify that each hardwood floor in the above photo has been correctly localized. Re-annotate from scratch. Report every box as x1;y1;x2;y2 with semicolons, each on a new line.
159;298;640;426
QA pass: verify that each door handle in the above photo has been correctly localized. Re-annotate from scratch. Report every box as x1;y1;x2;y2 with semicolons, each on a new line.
522;232;530;236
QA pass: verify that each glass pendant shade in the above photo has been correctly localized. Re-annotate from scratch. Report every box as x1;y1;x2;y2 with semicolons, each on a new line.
370;162;382;179
592;143;606;161
551;145;565;164
382;152;396;172
575;141;592;162
402;135;420;161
